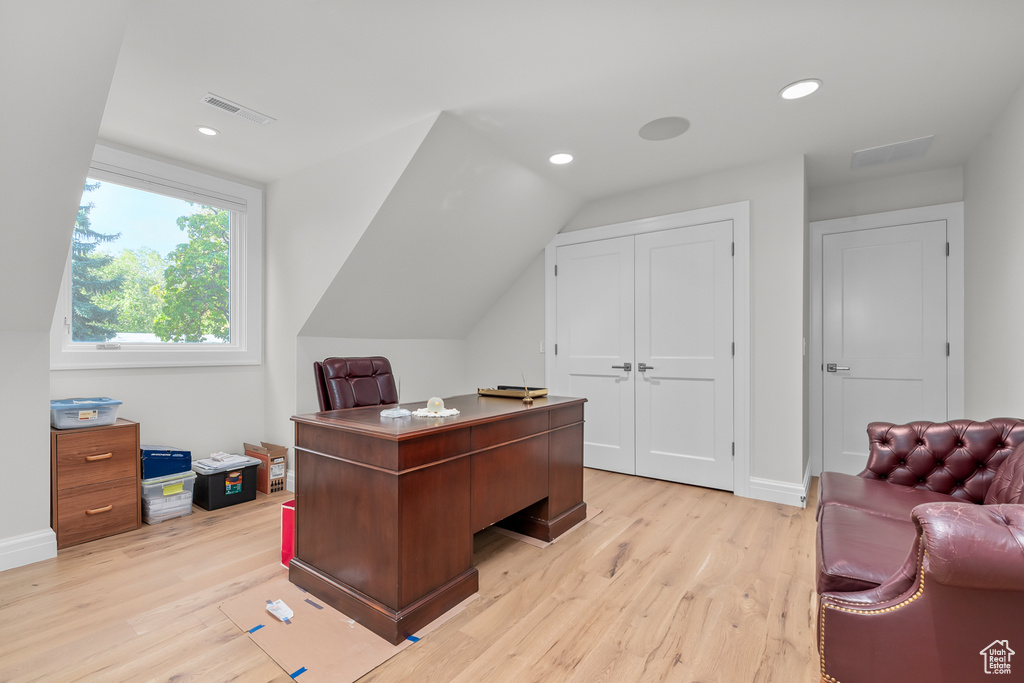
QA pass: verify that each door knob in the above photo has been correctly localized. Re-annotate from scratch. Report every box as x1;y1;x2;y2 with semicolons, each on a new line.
826;363;850;372
612;362;632;372
638;362;654;372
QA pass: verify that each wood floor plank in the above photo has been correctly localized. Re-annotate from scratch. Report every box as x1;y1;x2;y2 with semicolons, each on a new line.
0;472;821;682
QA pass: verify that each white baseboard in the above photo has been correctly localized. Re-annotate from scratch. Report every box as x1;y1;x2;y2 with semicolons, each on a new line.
746;465;812;508
0;528;57;573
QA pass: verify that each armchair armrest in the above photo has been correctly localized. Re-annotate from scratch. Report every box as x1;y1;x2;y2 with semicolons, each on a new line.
818;502;1024;683
860;419;1024;502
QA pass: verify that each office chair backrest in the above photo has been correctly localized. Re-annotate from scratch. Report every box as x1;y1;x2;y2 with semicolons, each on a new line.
314;356;398;411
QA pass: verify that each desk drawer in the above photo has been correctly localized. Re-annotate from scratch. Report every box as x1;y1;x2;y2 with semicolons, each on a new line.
56;477;139;548
55;426;138;490
471;411;549;451
471;434;548;532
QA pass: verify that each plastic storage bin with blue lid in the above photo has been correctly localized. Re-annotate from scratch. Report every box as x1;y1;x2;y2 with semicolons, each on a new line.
50;397;122;429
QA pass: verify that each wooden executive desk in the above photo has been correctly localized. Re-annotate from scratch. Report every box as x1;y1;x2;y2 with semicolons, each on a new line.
289;393;587;644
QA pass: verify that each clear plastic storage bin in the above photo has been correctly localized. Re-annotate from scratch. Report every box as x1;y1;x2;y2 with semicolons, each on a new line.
141;471;196;524
50;397;122;429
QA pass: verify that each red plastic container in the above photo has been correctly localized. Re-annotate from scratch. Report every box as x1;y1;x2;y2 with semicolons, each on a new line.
281;500;295;569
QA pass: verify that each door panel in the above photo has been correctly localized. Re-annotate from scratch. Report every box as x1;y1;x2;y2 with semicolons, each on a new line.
554;237;636;474
822;222;947;474
635;223;734;490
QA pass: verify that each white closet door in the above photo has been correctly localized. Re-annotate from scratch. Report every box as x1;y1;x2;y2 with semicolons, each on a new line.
634;222;734;490
822;221;948;475
554;237;636;474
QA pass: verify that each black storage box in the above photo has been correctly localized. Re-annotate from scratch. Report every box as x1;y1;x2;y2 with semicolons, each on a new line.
192;460;259;511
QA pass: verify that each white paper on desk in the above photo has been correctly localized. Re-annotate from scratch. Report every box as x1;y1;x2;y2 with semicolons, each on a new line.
211;452;248;464
195;453;248;470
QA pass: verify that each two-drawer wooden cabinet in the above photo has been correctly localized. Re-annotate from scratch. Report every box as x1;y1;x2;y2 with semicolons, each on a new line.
51;418;140;549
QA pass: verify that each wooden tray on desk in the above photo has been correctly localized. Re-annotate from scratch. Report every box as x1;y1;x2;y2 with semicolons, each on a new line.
477;387;549;399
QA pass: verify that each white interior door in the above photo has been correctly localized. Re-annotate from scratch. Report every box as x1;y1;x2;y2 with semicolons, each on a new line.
822;221;948;474
554;237;636;474
635;223;734;489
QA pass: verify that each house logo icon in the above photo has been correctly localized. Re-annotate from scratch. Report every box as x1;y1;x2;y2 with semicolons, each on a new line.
981;640;1014;675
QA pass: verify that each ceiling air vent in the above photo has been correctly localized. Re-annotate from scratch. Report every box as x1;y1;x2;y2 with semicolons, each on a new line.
201;93;276;125
851;135;933;169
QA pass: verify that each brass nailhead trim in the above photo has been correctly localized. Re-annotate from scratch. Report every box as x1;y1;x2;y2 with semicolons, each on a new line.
819;546;927;683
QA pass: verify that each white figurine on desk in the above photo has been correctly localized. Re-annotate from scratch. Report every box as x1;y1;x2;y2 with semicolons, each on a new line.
412;396;460;417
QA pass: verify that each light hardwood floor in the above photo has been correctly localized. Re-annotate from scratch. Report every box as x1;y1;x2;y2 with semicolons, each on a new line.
0;470;820;682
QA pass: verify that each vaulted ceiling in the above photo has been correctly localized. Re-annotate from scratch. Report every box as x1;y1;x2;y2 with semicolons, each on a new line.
100;1;1024;199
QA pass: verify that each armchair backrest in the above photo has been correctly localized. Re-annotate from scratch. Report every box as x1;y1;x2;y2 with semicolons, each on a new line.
985;442;1024;504
314;356;398;412
862;418;1024;503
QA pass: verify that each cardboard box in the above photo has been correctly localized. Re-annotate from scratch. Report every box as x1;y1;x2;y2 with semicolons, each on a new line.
245;441;288;494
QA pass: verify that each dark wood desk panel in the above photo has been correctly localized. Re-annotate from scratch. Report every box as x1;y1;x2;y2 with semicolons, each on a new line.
470;433;548;532
290;394;586;644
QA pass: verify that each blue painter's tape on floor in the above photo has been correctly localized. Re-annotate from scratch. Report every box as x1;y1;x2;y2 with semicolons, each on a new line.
407;635;420;643
290;666;307;678
304;598;324;610
248;624;265;634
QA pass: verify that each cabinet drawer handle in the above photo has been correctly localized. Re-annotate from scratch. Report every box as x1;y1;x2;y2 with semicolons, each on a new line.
85;453;113;462
85;505;113;515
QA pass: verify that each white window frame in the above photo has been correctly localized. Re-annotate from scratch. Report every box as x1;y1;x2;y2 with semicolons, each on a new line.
50;144;263;369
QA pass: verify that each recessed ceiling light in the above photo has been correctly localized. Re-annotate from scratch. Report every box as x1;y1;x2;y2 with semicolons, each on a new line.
196;125;220;136
549;153;573;165
779;79;822;100
639;116;690;141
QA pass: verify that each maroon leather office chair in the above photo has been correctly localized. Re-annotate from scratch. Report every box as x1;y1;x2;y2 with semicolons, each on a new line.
313;356;399;412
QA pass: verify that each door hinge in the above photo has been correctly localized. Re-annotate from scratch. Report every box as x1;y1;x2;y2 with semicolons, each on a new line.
731;342;735;357
946;242;950;256
731;442;735;457
731;242;735;256
554;343;558;355
947;342;950;356
554;264;558;276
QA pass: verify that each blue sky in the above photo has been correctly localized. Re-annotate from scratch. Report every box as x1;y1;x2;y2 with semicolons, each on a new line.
82;178;205;257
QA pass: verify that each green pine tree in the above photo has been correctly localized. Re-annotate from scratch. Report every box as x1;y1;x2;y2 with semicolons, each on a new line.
71;181;124;341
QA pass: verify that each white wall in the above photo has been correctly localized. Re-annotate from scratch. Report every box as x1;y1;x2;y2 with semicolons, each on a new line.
49;366;265;456
296;338;469;416
465;253;548;392
0;1;133;571
964;79;1024;418
295;255;548;419
263;117;437;451
301;113;581;340
564;156;807;488
809;166;964;222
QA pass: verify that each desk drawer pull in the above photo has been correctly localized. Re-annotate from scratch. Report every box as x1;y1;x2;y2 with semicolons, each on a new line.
85;505;113;515
85;452;113;462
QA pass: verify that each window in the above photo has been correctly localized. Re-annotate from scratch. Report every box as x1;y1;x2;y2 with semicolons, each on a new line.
51;145;263;369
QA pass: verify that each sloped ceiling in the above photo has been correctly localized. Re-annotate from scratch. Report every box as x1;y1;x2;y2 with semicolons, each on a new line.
299;112;582;339
100;1;1024;198
0;2;132;333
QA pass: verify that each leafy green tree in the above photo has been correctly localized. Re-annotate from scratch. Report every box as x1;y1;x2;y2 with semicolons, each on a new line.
94;248;167;334
152;207;230;342
72;182;123;341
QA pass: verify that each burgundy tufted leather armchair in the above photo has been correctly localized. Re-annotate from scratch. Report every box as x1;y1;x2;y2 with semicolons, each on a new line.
859;418;1024;503
818;502;1024;683
816;418;1024;683
313;356;399;412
